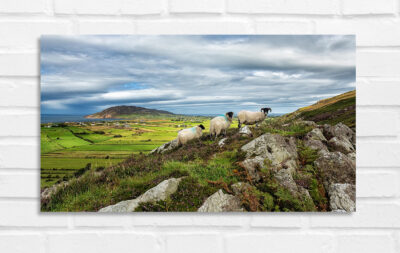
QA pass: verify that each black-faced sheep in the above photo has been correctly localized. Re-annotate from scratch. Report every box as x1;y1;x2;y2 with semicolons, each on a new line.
177;124;205;145
209;112;233;139
238;107;271;128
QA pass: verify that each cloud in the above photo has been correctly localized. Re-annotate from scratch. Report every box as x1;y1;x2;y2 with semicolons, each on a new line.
40;35;355;115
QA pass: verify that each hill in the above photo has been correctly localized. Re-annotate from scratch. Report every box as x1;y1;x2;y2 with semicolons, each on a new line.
283;90;355;128
41;91;356;213
85;105;173;119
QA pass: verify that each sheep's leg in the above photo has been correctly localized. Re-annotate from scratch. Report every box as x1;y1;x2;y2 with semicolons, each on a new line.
238;120;241;128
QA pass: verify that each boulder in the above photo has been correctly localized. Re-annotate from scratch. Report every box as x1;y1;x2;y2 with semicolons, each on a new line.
198;189;243;212
305;128;327;142
300;120;318;128
231;182;252;195
150;138;179;154
99;177;183;212
218;138;228;147
304;138;329;154
241;156;264;182
323;123;355;145
347;152;356;167
328;136;355;154
328;183;355;212
239;126;252;136
314;151;355;190
241;133;298;174
274;169;312;200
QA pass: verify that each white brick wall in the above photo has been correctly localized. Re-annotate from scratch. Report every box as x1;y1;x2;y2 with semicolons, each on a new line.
0;1;399;252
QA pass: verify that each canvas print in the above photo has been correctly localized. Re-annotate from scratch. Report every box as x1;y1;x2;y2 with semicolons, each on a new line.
40;35;356;212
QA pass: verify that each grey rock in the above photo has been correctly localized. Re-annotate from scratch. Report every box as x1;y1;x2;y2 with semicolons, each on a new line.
300;120;318;127
328;183;355;212
323;123;354;144
150;138;179;154
99;177;183;212
241;133;298;174
41;181;68;201
328;136;355;154
239;126;252;136
304;138;329;154
241;156;264;182
314;151;355;190
274;169;311;200
198;189;243;212
218;138;228;147
305;128;327;142
231;182;252;195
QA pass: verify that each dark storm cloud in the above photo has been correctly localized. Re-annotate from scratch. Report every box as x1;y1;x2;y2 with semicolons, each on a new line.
40;35;355;115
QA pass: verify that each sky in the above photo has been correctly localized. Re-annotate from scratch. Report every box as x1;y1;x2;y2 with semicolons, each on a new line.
40;35;355;115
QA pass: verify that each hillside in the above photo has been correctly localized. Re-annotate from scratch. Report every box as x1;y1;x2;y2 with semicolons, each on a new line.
284;90;355;128
41;91;356;213
85;105;173;119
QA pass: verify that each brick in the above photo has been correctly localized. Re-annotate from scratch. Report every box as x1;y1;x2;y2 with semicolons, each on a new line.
169;0;224;13
0;201;68;227
78;20;134;34
250;214;303;227
357;111;397;137
0;172;39;198
0;78;38;107
310;202;400;228
357;171;399;197
342;0;395;15
0;234;45;253
0;21;72;49
73;215;131;227
255;20;313;34
225;234;333;253
192;215;248;227
315;18;400;46
357;51;400;77
0;114;39;136
121;0;163;15
0;53;38;76
227;0;340;15
336;234;396;253
48;233;160;253
0;0;46;14
131;215;193;226
358;142;400;167
166;234;222;253
357;81;400;105
0;145;39;169
136;20;253;34
54;0;120;15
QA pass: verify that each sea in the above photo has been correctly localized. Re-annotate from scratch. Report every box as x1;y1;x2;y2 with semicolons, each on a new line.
41;113;285;124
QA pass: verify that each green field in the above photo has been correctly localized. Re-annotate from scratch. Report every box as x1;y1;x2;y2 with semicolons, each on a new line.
41;116;236;188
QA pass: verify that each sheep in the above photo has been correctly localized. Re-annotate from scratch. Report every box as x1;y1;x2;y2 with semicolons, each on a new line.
237;107;271;128
177;124;205;145
209;112;233;139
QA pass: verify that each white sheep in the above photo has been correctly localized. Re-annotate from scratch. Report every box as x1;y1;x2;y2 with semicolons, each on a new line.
238;107;271;128
177;124;205;145
209;112;233;139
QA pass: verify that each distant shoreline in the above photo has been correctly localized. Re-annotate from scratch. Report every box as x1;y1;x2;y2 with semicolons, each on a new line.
41;113;284;124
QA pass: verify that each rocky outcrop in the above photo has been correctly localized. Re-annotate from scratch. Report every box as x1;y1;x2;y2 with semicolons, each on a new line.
274;169;312;201
150;138;179;154
328;183;355;212
314;151;355;189
240;156;264;182
41;181;68;202
239;126;252;136
328;136;354;154
99;177;183;212
323;123;355;145
241;133;298;174
304;128;329;154
198;189;243;212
